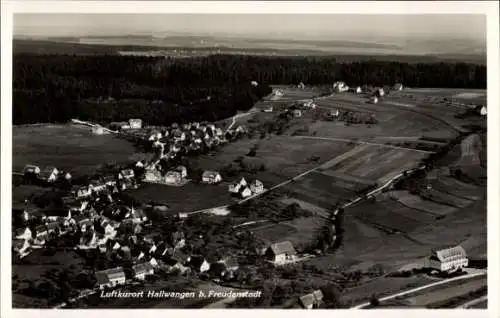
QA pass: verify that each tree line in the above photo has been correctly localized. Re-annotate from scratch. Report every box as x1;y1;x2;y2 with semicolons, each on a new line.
13;54;486;125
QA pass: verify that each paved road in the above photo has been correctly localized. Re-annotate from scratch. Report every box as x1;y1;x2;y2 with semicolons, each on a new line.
351;271;487;309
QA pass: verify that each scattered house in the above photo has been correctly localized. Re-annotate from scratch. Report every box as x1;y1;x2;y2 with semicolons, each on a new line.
35;224;48;239
188;256;211;273
239;187;253;199
89;180;107;194
273;89;284;97
128;118;143;129
393;83;404;91
143;168;164;183
171;231;186;249
13;238;31;257
132;262;155;280
118;169;135;181
479;105;487;116
265;241;297;265
176;166;188;179
40;166;59;183
102;175;117;187
15;227;32;240
173;130;186;142
250;179;264;194
293;110;302;118
376;88;385;97
353;86;362;94
369;96;379;104
95;267;126;290
427;245;469;272
229;177;248;194
297;82;305;89
202;170;222;184
330;109;340;118
76;186;92;199
263;105;274;113
333;81;349;93
23;164;40;176
149;257;159;268
299;290;324;309
63;172;72;181
251;81;259;87
164;171;183;185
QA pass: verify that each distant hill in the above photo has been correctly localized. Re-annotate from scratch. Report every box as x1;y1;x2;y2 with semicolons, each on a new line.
12;38;486;64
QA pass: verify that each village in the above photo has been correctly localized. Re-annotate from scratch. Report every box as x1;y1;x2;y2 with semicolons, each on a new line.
12;80;486;309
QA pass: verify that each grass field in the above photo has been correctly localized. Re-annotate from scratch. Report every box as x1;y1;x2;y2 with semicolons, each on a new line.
191;135;354;186
322;145;427;183
389;190;457;216
251;216;325;249
127;181;232;213
13;124;143;176
420;188;474;208
403;276;487;307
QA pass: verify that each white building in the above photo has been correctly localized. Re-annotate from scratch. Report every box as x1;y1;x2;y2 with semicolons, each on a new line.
129;119;143;129
250;179;264;194
132;262;155;280
333;81;349;93
370;96;379;104
95;267;126;290
23;164;41;175
393;83;404;91
202;170;222;184
427;245;469;272
480;106;487;116
265;241;297;266
251;81;259;87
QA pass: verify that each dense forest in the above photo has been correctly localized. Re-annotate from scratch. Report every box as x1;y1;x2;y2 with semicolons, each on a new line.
13;54;486;125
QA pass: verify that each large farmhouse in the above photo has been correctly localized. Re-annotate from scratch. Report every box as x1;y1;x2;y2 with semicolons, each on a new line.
427;245;469;272
265;241;297;266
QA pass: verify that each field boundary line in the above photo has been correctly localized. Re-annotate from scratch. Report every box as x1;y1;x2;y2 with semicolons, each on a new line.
292;135;435;154
351;271;487;309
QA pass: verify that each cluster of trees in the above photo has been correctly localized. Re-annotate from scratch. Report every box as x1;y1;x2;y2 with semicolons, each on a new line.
14;54;485;125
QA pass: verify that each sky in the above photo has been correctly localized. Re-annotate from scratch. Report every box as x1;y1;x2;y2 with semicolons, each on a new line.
14;14;487;42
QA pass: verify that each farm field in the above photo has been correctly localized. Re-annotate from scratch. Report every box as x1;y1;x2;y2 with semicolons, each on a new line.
13;124;145;177
420;188;474;208
402;276;487;307
432;176;484;200
191;135;355;186
12;250;87;308
251;216;325;250
321;145;427;183
389;190;457;216
348;199;432;233
340;275;437;306
126;181;232;213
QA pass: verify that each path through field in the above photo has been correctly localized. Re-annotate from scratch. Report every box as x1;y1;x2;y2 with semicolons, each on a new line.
351;271;487;309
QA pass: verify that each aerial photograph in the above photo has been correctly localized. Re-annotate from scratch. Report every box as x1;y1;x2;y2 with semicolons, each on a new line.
9;11;488;310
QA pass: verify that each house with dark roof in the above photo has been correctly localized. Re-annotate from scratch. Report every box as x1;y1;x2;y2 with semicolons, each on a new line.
40;166;59;183
95;267;126;290
265;241;297;265
299;290;324;309
23;164;41;175
132;262;155;280
202;170;222;184
188;256;211;273
426;245;468;272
